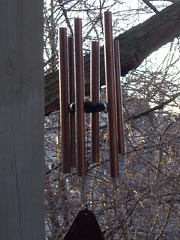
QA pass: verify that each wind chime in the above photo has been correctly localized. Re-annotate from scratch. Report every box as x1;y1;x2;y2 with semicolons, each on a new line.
59;11;125;240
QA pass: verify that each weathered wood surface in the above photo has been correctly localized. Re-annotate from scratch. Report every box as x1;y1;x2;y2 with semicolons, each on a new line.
45;1;180;115
0;1;44;239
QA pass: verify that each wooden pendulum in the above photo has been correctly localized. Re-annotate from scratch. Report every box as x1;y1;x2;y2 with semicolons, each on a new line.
63;208;105;240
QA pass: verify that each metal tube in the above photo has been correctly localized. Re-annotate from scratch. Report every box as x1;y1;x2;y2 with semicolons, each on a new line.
74;18;86;177
68;36;76;168
114;40;125;155
90;41;100;163
104;11;119;177
59;28;71;173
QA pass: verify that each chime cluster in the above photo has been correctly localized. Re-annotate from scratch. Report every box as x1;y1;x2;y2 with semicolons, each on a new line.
59;11;124;178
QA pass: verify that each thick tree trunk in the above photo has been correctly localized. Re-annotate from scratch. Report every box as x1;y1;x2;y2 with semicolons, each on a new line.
45;1;180;115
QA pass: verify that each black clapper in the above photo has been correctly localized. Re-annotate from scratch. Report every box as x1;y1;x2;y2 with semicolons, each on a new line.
63;208;105;240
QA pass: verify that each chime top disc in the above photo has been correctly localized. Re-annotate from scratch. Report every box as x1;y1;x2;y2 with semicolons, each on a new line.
63;209;105;240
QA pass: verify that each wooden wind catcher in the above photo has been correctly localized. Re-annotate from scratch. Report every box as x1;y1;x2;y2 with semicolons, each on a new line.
59;11;125;178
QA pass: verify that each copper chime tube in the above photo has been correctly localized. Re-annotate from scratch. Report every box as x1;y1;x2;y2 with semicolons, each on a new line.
114;40;125;155
90;41;100;163
74;18;86;177
104;11;119;177
68;36;76;168
59;28;71;173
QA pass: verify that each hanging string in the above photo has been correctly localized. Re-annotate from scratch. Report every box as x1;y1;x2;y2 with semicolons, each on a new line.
80;111;91;209
86;110;92;209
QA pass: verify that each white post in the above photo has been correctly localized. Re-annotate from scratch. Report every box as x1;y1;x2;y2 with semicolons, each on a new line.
0;1;44;239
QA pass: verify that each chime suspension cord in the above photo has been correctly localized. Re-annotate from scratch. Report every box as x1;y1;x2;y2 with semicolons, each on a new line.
86;112;92;209
81;112;90;209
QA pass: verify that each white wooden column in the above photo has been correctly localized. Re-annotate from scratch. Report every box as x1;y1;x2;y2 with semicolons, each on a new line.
0;1;44;239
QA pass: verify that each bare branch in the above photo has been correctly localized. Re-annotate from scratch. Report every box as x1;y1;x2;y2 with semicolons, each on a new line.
45;1;180;115
126;92;180;121
141;0;159;13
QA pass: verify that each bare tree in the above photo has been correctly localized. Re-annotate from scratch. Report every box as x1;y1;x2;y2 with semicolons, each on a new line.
44;0;180;115
44;1;180;239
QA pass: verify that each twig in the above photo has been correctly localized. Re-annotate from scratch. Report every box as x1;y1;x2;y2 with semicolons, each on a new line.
126;92;180;121
141;0;159;13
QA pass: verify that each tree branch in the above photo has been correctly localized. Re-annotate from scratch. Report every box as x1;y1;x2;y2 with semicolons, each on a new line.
45;1;180;115
141;0;159;13
126;92;180;121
